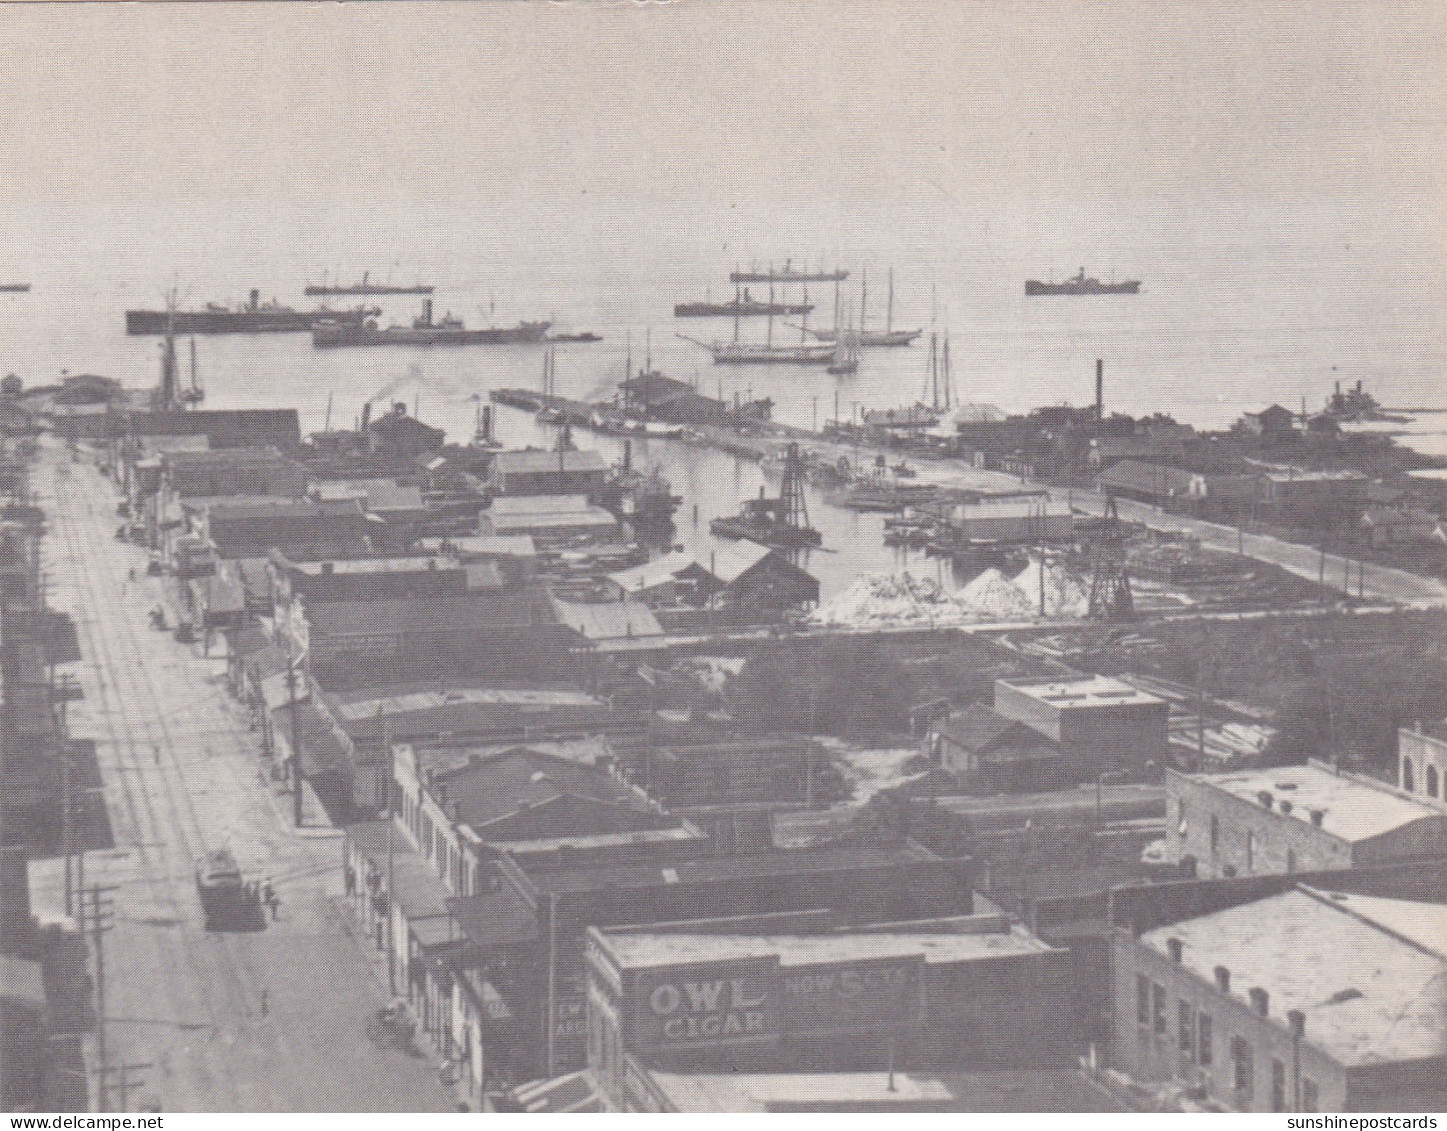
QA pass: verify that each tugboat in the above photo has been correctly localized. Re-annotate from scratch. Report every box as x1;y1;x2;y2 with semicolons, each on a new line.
596;439;682;543
1323;379;1411;424
1025;268;1141;296
711;442;822;549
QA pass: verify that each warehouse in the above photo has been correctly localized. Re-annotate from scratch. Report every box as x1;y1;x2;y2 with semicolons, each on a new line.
1112;884;1447;1111
993;676;1169;773
1164;759;1447;879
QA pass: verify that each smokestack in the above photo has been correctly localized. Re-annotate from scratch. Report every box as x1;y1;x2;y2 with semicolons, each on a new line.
421;298;433;326
1214;966;1231;992
1095;359;1104;419
360;402;372;431
623;439;632;473
249;288;260;311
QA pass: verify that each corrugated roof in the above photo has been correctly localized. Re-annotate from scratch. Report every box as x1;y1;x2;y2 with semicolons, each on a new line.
305;589;560;638
549;597;663;641
1139;887;1447;1066
493;449;608;476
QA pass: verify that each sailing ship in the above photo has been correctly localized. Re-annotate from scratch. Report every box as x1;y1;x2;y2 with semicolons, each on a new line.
305;269;434;296
805;268;922;347
680;266;839;365
730;259;849;284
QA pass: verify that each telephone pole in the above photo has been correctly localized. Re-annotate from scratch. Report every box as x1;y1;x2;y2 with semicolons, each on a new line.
80;884;118;1110
286;657;303;827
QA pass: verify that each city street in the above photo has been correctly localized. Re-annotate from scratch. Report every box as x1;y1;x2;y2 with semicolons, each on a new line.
1049;487;1447;609
27;438;453;1112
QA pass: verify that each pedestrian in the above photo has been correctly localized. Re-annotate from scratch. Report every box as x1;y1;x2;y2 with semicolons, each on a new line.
268;892;280;922
128;567;135;582
153;745;161;765
259;990;268;1017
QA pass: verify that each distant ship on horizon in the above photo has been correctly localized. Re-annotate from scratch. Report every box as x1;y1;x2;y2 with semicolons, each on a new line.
304;270;434;297
1025;268;1141;296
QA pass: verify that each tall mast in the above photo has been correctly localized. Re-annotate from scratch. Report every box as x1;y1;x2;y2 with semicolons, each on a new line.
800;283;809;344
860;270;868;335
887;268;894;335
766;264;774;349
942;332;952;409
733;266;741;345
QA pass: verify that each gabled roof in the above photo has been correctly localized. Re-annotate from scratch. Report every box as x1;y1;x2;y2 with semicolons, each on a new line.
937;703;1057;755
1096;459;1197;497
427;746;664;836
606;550;713;593
549;596;663;641
304;588;561;638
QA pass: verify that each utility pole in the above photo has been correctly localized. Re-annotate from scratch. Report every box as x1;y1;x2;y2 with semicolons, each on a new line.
81;884;118;1110
286;657;303;827
62;745;73;917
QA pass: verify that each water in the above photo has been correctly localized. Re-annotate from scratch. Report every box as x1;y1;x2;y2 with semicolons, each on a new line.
1;231;1442;600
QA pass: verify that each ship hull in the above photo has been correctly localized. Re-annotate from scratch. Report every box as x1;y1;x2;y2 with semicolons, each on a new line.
674;301;814;318
0;283;31;293
127;306;378;335
1025;280;1141;296
708;345;838;366
305;284;434;296
810;328;921;346
313;321;552;347
710;516;822;549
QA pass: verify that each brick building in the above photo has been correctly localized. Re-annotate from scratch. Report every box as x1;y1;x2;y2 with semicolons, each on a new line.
1398;721;1447;806
1112;884;1447;1111
584;909;1078;1110
1164;759;1447;879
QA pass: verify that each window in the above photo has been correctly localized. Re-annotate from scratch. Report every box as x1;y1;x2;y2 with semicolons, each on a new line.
1271;1058;1286;1112
1231;1037;1254;1103
1210;815;1219;851
1178;1000;1195;1056
1404;758;1416;793
1246;831;1255;872
1197;1013;1213;1066
1302;1078;1319;1113
1429;765;1440;799
1152;982;1167;1036
1137;975;1151;1027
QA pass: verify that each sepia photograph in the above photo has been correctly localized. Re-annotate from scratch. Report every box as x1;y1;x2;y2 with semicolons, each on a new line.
0;0;1445;1117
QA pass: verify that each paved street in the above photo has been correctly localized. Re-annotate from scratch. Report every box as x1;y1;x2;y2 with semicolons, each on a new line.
28;439;452;1112
1044;487;1447;609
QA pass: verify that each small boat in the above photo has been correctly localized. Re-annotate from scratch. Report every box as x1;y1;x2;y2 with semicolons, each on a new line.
0;283;31;293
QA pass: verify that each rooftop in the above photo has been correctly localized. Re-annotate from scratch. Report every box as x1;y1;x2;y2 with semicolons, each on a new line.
593;922;1056;972
1140;887;1447;1066
642;1068;1126;1113
999;675;1166;710
953;500;1074;521
332;685;603;723
937;703;1057;754
521;843;940;896
286;554;463;576
1182;761;1445;843
416;534;537;558
549;596;663;642
606;550;709;593
493;449;609;476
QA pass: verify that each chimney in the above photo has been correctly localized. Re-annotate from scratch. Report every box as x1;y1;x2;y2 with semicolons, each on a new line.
249;288;260;311
1214;965;1231;992
1095;359;1104;418
1166;937;1184;964
1258;790;1274;809
421;297;433;326
360;402;372;431
1310;809;1325;827
1287;1009;1305;1037
1249;987;1269;1016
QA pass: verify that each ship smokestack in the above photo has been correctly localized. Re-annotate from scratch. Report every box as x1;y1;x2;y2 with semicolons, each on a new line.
249;288;259;311
623;438;632;473
421;298;433;326
1095;359;1104;419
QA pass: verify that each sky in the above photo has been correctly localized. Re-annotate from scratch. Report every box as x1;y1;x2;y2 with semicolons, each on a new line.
0;0;1443;272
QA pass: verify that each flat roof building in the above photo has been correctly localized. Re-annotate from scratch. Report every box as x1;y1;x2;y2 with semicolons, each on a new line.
1164;759;1447;879
1113;885;1447;1111
994;676;1169;772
